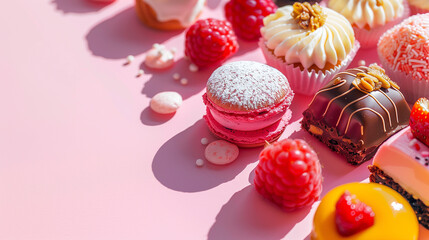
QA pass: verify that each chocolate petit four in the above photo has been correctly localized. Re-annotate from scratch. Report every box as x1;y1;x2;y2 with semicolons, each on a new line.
302;64;411;165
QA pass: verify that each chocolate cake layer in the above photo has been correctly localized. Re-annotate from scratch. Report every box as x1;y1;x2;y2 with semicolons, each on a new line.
302;65;410;165
369;165;429;229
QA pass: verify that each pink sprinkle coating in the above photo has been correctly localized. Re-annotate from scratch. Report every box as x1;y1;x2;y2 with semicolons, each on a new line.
378;14;429;81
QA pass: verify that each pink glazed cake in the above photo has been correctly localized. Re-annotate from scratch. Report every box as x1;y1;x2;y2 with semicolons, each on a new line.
369;126;429;229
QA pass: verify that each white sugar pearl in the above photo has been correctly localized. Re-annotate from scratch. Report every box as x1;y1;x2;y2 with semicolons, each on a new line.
173;73;180;80
137;69;144;76
196;159;204;167
201;138;209;145
150;91;183;114
189;63;199;72
126;55;135;63
180;78;188;85
358;60;366;66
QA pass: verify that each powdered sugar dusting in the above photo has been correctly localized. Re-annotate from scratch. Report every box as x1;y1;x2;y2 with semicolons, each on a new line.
378;14;429;81
206;61;291;111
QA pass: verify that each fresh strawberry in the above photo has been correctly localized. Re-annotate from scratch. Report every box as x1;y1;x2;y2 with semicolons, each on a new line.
224;0;277;40
410;97;429;147
254;139;322;211
335;191;375;236
185;18;238;67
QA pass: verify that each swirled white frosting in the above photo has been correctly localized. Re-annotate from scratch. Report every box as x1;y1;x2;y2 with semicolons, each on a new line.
328;0;404;29
261;6;355;69
408;0;429;10
143;0;205;27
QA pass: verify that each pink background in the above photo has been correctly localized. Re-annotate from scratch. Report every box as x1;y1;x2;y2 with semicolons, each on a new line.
1;0;428;239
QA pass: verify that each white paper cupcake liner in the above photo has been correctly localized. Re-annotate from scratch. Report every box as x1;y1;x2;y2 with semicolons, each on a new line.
379;53;429;104
259;39;360;96
354;2;410;48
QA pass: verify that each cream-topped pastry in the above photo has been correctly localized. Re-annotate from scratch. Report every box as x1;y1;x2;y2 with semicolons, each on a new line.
135;0;205;30
261;4;354;70
369;126;429;229
143;0;205;27
259;3;359;95
328;0;404;29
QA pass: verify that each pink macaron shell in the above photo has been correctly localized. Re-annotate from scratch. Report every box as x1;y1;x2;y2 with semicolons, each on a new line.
202;91;293;131
203;109;292;147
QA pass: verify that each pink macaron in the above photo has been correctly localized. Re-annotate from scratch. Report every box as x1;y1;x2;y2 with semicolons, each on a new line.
203;61;294;147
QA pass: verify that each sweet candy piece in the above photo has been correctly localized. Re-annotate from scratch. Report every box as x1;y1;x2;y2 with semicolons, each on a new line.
335;191;375;236
185;18;238;67
204;140;239;165
224;0;277;40
144;44;175;69
202;61;294;147
302;64;411;165
410;97;429;147
312;182;419;240
150;91;182;114
254;139;322;211
369;126;429;229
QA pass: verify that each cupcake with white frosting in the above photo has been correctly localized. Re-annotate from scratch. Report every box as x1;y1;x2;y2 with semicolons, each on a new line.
408;0;429;15
328;0;409;48
259;2;359;95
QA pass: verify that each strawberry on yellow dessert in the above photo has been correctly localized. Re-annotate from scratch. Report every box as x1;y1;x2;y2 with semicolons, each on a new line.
369;98;429;229
312;182;419;240
135;0;205;30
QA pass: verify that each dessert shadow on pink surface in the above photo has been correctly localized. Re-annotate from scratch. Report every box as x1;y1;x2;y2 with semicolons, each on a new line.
51;0;106;14
207;0;222;9
151;119;262;192
208;185;311;240
140;58;210;100
287;128;371;196
140;107;175;126
86;7;184;59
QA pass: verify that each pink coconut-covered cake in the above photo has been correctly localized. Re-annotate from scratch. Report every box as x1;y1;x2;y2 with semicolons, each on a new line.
378;14;429;103
369;126;429;229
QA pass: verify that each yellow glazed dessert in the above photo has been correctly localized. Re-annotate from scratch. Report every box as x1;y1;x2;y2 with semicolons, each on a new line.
312;182;418;240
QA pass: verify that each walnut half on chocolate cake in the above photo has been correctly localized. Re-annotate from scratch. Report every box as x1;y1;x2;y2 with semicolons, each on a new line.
302;64;411;165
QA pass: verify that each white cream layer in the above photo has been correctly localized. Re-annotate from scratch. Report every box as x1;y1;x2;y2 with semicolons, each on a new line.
143;0;205;27
373;127;429;206
260;6;355;69
329;0;404;29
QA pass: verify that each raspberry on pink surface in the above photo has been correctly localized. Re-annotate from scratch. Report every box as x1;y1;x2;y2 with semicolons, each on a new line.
185;18;238;67
225;0;277;40
253;139;322;211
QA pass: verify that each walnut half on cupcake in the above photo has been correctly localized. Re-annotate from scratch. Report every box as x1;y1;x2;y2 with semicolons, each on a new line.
259;2;359;95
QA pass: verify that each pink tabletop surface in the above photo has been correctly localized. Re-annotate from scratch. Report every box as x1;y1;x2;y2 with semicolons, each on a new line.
1;0;428;239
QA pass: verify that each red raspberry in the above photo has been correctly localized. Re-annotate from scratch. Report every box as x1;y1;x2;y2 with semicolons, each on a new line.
335;191;375;236
410;97;429;147
254;139;322;211
185;18;238;67
225;0;277;40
